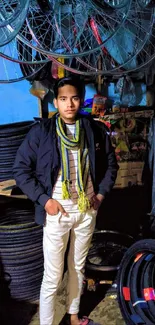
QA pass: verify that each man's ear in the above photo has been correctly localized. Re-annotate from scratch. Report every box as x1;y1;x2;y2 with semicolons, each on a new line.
53;98;57;108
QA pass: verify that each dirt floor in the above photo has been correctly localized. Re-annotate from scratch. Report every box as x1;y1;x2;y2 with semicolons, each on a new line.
1;273;125;325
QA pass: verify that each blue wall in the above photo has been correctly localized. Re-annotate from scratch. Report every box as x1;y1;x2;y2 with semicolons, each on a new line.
0;80;39;125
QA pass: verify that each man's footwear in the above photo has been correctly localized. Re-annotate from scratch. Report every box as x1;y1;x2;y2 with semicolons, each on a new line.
79;316;101;325
79;316;89;325
60;314;101;325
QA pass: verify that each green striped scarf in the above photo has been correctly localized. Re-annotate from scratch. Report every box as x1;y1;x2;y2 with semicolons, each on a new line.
56;115;90;212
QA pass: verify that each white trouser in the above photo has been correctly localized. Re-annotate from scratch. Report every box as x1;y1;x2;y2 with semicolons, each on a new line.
39;206;97;325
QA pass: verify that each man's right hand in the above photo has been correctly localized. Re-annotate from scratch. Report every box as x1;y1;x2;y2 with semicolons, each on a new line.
44;199;67;216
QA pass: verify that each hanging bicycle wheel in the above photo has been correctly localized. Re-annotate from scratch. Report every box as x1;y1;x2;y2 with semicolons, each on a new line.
0;2;52;66
25;1;155;76
68;1;155;74
0;0;28;27
138;0;155;8
0;0;129;74
0;0;30;46
1;0;155;79
107;2;155;74
0;55;46;83
0;38;49;66
91;0;129;9
21;0;131;58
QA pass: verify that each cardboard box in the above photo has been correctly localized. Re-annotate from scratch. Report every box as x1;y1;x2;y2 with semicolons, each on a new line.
114;161;144;188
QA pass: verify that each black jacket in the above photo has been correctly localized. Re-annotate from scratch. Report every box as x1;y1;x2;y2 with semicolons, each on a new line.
13;114;118;225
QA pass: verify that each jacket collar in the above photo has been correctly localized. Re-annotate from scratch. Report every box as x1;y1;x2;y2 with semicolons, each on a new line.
81;115;95;178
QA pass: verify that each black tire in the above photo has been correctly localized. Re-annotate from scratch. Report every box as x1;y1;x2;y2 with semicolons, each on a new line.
130;254;154;324
86;230;134;272
143;259;155;319
117;239;155;325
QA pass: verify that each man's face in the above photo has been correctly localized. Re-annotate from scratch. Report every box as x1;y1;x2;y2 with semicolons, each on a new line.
53;84;81;124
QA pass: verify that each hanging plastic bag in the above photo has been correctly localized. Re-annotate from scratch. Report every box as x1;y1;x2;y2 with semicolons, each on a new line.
115;76;136;106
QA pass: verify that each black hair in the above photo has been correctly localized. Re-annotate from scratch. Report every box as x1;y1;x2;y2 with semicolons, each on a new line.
53;76;85;99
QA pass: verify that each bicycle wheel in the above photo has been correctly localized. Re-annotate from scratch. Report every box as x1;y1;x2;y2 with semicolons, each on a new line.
0;0;29;46
86;230;134;272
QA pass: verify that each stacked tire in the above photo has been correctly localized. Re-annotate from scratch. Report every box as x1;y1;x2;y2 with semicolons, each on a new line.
0;199;43;301
0;121;36;181
117;239;155;325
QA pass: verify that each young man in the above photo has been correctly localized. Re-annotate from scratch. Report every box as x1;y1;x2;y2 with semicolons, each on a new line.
13;77;118;325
